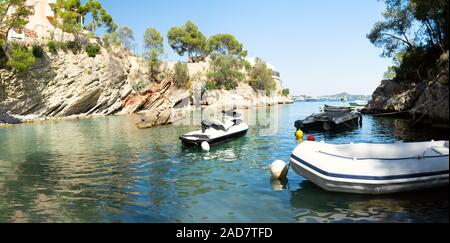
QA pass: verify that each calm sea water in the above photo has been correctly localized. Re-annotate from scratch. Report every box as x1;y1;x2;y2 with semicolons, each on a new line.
0;102;448;223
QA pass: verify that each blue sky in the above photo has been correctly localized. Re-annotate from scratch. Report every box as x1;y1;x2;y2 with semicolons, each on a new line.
100;0;392;96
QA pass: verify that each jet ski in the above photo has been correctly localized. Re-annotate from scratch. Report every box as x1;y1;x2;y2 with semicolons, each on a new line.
180;111;249;147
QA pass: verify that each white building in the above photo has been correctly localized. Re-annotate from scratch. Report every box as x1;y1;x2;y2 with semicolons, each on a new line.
1;0;64;42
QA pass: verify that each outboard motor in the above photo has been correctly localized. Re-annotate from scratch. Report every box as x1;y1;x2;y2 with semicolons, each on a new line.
294;120;304;131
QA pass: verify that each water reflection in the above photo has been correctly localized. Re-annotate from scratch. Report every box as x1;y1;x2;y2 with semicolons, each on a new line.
289;181;449;223
0;102;448;222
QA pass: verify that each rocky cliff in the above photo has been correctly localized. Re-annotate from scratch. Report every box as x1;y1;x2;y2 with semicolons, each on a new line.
363;53;449;127
0;47;292;127
0;48;186;126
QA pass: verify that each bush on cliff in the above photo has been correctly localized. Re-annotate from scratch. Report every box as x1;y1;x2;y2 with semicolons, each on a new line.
32;44;45;58
85;43;101;57
0;40;7;68
67;41;83;54
6;44;36;73
206;53;244;90
173;62;190;89
47;41;58;54
131;80;149;92
248;58;276;92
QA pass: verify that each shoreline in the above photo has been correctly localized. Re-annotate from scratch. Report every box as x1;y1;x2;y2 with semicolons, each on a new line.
0;101;294;127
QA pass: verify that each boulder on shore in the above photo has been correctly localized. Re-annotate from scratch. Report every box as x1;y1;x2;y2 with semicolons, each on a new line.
0;114;22;124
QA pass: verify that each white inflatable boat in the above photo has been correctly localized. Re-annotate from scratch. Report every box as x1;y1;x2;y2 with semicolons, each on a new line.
290;141;449;194
180;112;249;147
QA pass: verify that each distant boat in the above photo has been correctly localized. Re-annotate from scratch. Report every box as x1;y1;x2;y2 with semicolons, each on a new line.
290;140;449;194
293;97;305;102
349;100;368;107
323;104;353;113
340;96;348;102
305;96;319;102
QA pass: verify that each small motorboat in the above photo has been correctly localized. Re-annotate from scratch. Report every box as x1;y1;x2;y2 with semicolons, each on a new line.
295;112;362;132
180;111;249;147
290;141;449;194
349;100;368;107
323;104;352;113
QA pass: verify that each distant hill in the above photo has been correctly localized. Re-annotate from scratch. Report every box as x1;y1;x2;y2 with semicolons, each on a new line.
319;92;371;100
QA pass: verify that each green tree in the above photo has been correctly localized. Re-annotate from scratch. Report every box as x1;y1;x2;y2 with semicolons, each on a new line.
368;0;449;83
167;21;208;63
83;0;116;34
116;26;134;50
6;44;35;72
282;88;290;97
0;0;33;41
50;0;116;39
207;53;245;90
410;0;448;51
143;27;164;82
248;58;276;92
207;34;247;58
50;0;82;36
367;0;416;58
173;61;190;89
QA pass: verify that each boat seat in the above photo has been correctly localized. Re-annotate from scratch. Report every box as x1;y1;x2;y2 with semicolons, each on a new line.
202;119;226;132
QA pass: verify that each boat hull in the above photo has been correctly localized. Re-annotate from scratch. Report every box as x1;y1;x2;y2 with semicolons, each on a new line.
290;141;449;194
290;156;449;194
297;112;361;132
180;129;248;147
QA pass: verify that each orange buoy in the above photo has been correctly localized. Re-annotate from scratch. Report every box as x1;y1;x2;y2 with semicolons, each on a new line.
307;134;316;141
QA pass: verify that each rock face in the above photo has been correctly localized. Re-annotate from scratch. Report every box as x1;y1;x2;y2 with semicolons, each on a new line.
364;79;449;126
201;83;293;110
0;49;136;119
364;51;449;127
0;49;182;126
0;47;293;128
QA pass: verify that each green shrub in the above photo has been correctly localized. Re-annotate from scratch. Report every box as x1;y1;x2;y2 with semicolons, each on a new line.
282;88;290;97
204;80;217;90
0;40;7;68
6;45;36;72
248;58;276;92
32;44;44;58
173;61;190;88
85;43;101;57
58;42;68;52
66;41;82;54
47;41;58;54
132;80;149;92
206;54;244;90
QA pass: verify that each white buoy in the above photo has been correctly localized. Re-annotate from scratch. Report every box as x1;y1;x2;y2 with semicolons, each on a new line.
201;141;210;151
270;160;289;179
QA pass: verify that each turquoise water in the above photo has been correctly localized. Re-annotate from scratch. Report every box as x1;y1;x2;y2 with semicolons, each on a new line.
0;102;448;223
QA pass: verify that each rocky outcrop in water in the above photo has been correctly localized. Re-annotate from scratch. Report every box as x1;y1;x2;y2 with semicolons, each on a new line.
363;53;449;127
